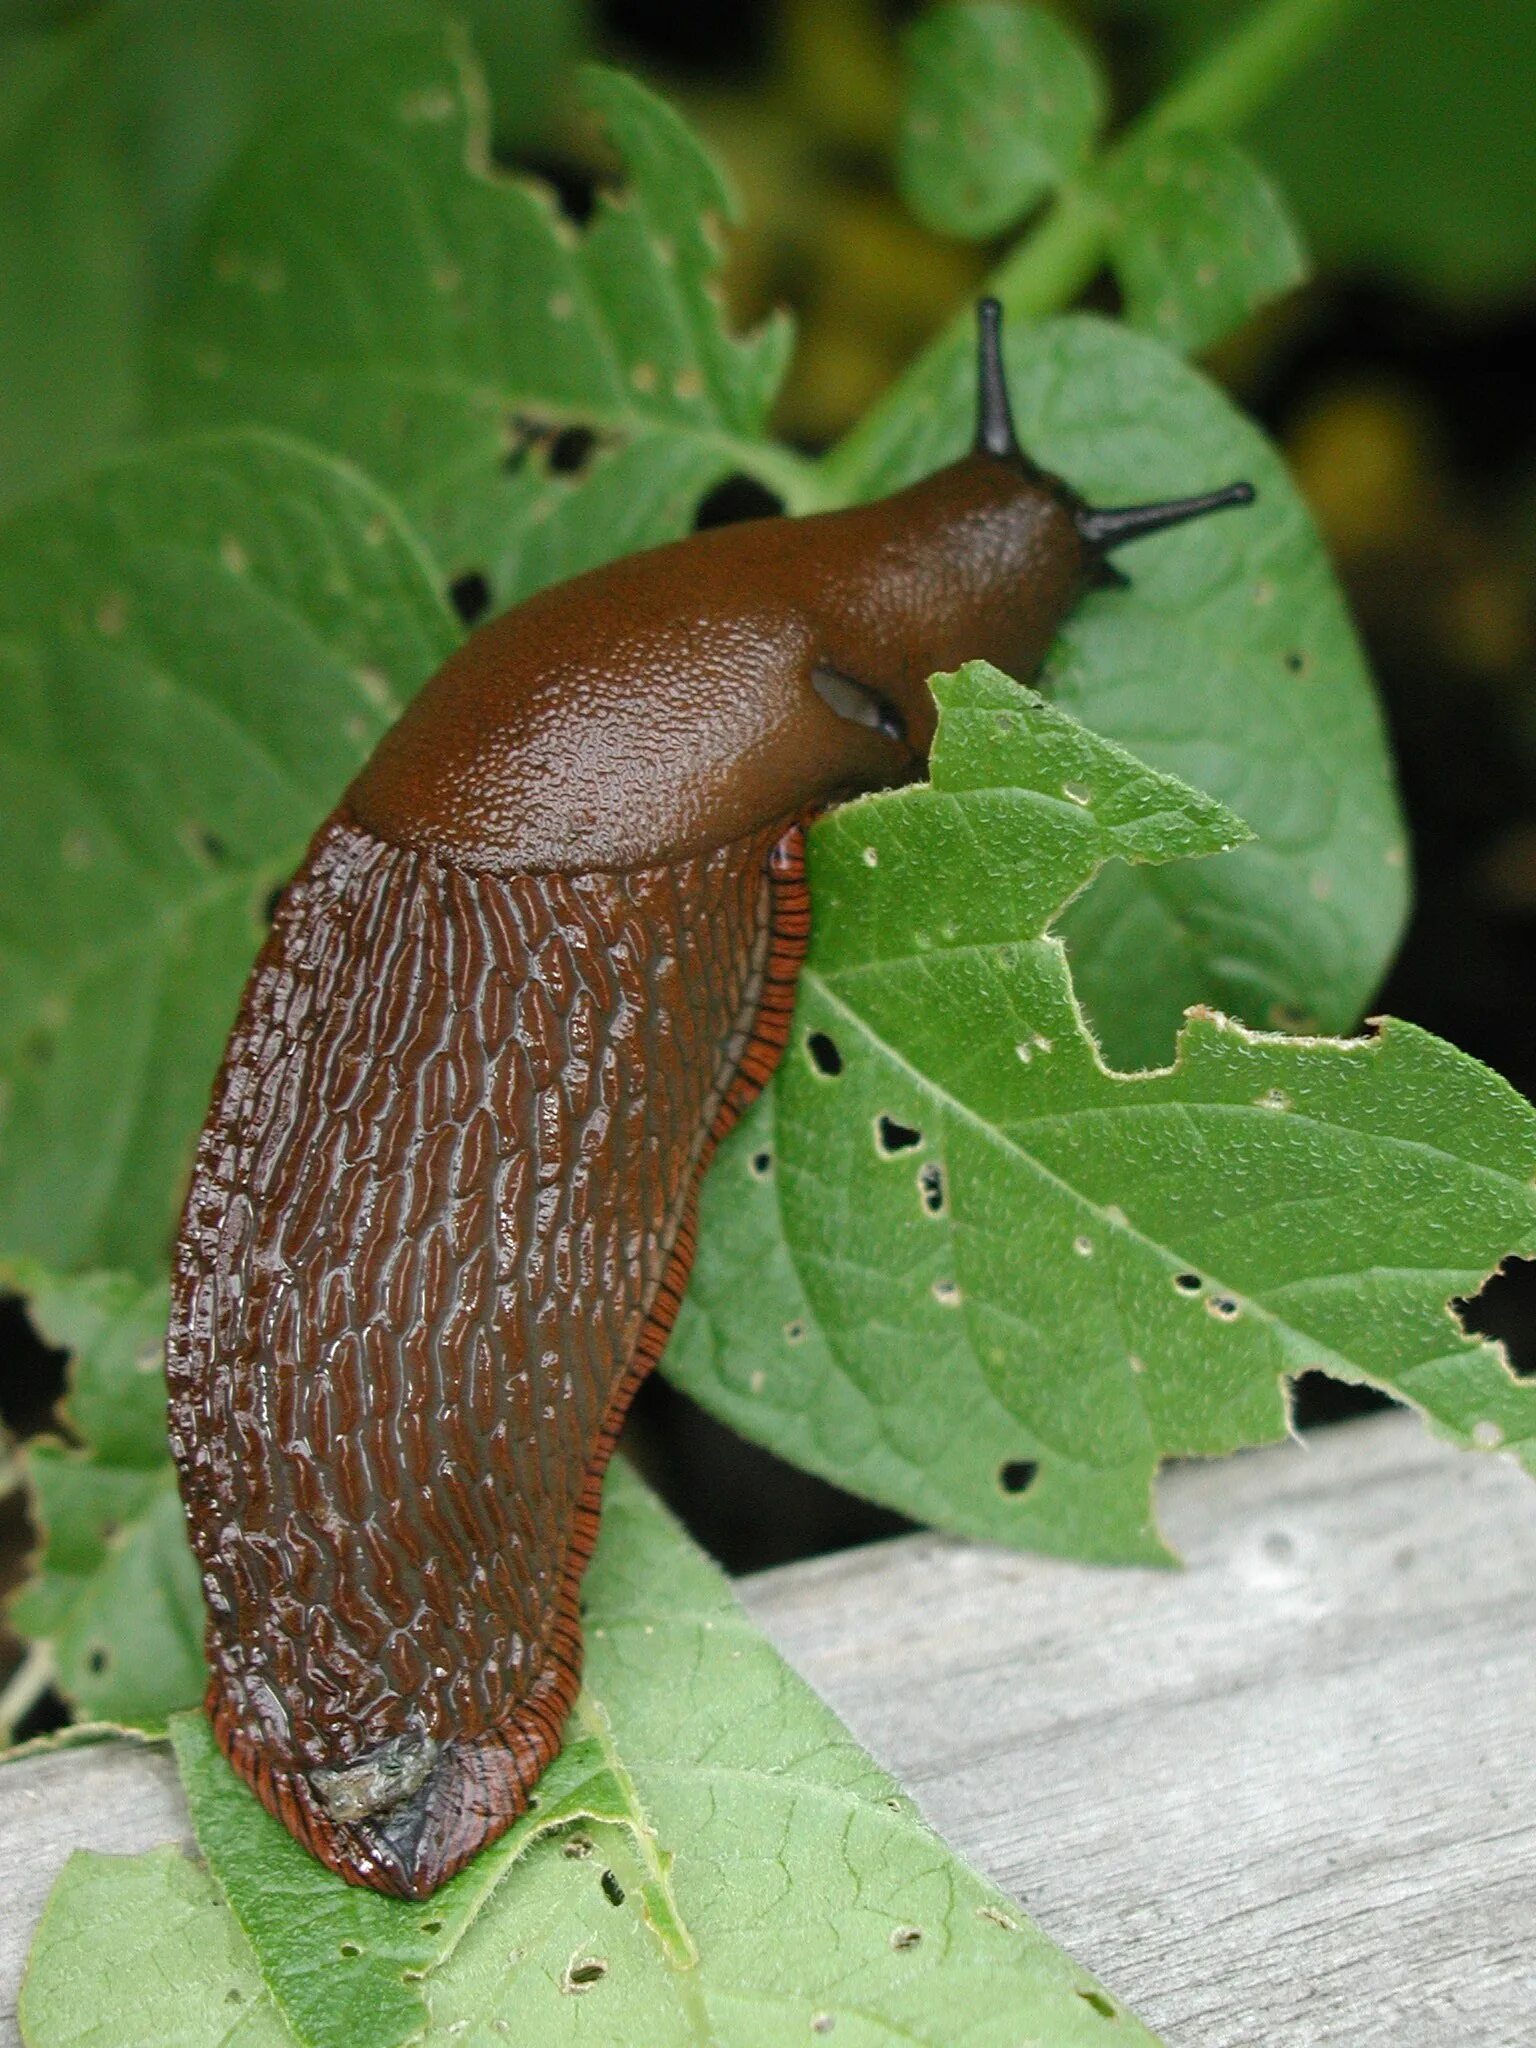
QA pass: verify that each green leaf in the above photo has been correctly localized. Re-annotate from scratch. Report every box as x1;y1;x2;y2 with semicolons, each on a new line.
156;30;796;610
1107;130;1308;355
5;1267;202;1729
0;0;457;516
823;312;1408;1070
665;663;1536;1561
898;0;1105;239
1115;0;1536;302
0;430;456;1279
20;1464;1162;2048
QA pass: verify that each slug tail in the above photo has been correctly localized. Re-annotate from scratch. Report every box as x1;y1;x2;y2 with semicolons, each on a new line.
192;817;811;1898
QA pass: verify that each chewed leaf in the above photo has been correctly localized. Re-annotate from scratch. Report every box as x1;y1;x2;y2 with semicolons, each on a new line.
898;0;1105;239
156;30;793;610
20;1465;1164;2048
668;663;1536;1562
1108;131;1309;355
6;1268;202;1730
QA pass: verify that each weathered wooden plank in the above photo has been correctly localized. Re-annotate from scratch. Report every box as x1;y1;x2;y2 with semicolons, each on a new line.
1;1412;1532;2045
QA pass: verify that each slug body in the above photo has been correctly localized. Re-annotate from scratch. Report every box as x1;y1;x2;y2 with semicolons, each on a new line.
166;304;1252;1896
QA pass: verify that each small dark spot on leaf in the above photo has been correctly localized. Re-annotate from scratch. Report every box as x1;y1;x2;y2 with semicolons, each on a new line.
449;569;493;626
85;1646;110;1675
224;1987;243;2003
1284;650;1306;673
563;1834;594;1859
190;824;230;867
750;1149;773;1178
918;1161;945;1214
420;1918;442;1935
20;1030;54;1070
547;425;598;475
807;1031;843;1077
1173;1271;1202;1293
338;1942;362;1959
600;1868;625;1906
1079;1989;1116;2018
998;1459;1038;1496
890;1926;922;1951
877;1114;921;1153
562;1957;608;1991
811;2017;836;2037
694;474;784;529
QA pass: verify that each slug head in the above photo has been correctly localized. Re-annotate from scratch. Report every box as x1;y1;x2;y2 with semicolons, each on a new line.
350;300;1252;873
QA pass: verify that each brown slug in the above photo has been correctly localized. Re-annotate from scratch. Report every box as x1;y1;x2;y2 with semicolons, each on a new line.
165;299;1253;1898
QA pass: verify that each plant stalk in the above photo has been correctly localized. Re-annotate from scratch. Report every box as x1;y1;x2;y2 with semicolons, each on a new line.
820;0;1373;496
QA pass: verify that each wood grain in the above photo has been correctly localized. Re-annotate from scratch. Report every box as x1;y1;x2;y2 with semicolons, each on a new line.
2;1411;1533;2044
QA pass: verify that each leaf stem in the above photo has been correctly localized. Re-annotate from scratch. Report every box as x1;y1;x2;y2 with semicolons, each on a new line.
821;0;1373;494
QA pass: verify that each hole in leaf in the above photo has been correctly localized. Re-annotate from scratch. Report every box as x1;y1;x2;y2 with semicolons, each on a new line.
85;1646;109;1675
547;425;598;475
1079;1989;1116;2018
694;473;784;529
562;1957;608;1992
513;149;599;224
1206;1294;1241;1321
420;1918;442;1935
890;1926;922;1951
877;1114;921;1153
448;569;493;627
1173;1272;1202;1293
749;1149;773;1178
600;1868;625;1906
1459;1255;1536;1376
806;1031;843;1077
918;1161;945;1214
998;1459;1038;1496
338;1942;362;1959
0;1293;69;1438
1288;1371;1395;1429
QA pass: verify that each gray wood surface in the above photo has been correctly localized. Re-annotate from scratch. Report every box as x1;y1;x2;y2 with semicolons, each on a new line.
2;1412;1533;2045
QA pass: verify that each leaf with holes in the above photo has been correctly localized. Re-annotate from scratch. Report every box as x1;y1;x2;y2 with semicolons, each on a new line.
19;1463;1161;2048
0;430;455;1279
5;1267;202;1730
154;28;794;616
1106;132;1308;356
897;0;1105;239
666;662;1536;1562
823;313;1409;1071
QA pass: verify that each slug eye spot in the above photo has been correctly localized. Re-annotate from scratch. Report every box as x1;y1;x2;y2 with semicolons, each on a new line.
877;1114;921;1154
998;1458;1038;1495
807;1031;843;1077
812;664;905;743
448;569;493;627
918;1160;946;1214
693;473;784;529
600;1869;625;1906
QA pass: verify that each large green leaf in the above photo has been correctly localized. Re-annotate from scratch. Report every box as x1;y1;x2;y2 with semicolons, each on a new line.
0;431;455;1277
666;664;1536;1561
19;1464;1160;2048
825;313;1408;1069
156;31;795;612
5;1267;201;1729
0;0;455;516
897;1;1105;239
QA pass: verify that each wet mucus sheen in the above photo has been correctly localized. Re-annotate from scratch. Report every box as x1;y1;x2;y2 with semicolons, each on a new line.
165;300;1253;1897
